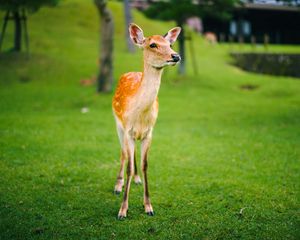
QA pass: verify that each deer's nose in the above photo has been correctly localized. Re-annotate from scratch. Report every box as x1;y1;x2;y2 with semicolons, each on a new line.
171;54;181;62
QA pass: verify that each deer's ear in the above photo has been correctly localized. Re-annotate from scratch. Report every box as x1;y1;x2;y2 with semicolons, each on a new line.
129;23;145;46
164;27;181;44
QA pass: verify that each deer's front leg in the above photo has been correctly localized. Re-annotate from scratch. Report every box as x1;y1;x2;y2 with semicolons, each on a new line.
118;136;135;220
114;150;126;194
141;134;154;216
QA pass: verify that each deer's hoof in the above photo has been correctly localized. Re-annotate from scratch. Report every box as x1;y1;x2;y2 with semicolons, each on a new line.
134;175;142;185
144;203;154;215
117;214;126;220
146;211;154;216
117;212;127;220
118;206;128;220
113;190;121;195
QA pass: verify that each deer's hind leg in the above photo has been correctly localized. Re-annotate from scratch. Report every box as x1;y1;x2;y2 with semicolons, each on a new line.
118;133;135;219
134;150;142;184
114;121;126;194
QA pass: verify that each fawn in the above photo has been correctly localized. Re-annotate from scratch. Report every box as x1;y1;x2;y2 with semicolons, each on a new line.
112;23;181;219
204;32;217;44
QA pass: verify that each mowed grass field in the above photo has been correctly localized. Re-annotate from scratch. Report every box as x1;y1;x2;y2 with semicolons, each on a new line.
0;1;300;239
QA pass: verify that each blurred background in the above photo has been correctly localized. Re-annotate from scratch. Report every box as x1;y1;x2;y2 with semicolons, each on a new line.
0;0;299;239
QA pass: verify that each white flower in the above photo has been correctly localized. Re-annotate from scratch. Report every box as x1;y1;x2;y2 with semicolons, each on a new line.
81;107;89;114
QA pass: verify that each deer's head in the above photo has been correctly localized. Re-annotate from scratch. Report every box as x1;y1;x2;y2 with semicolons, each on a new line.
129;23;181;69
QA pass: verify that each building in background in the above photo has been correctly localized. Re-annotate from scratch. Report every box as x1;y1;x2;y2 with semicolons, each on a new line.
131;0;300;44
199;2;300;44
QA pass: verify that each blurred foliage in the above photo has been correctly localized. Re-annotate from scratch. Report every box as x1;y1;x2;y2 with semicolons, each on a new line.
0;0;59;12
144;0;241;24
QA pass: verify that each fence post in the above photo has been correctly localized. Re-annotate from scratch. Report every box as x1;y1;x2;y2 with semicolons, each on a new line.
251;35;256;50
264;34;269;51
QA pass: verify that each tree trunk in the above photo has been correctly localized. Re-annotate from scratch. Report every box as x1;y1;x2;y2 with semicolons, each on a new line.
177;22;185;75
13;10;22;52
124;0;135;53
94;0;114;93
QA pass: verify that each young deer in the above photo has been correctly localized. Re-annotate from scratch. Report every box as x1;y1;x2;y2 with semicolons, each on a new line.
112;23;181;219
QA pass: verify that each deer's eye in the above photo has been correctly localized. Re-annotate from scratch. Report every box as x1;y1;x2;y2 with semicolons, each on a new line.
149;43;157;48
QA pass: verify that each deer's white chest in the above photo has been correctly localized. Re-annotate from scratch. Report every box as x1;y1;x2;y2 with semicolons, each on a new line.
125;94;158;140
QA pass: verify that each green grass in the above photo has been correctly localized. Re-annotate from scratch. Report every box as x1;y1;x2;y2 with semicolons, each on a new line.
0;0;300;239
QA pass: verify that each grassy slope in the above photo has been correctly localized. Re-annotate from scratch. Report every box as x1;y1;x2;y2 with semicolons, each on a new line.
0;0;299;239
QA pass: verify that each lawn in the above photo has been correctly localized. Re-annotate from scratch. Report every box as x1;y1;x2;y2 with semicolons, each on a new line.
0;0;299;239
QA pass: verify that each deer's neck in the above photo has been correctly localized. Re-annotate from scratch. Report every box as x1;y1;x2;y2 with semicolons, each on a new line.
136;62;163;109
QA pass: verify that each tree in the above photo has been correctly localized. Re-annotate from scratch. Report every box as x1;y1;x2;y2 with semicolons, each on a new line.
94;0;114;93
144;0;239;75
124;0;135;52
0;0;59;52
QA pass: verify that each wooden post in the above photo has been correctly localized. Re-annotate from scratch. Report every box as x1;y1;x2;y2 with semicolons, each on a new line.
228;35;233;51
219;33;225;43
264;34;269;51
22;8;29;56
177;23;185;75
0;11;10;52
13;10;22;52
238;35;244;49
251;35;256;50
186;33;198;76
